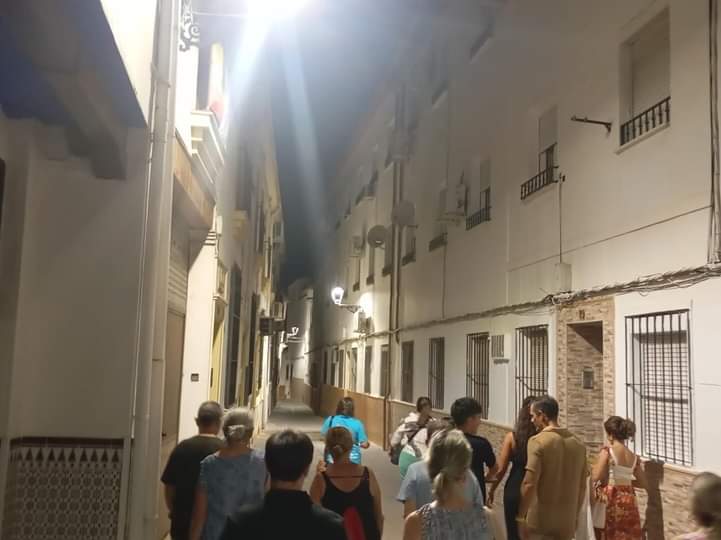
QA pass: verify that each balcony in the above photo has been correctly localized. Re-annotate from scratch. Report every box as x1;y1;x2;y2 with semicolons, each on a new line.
190;110;225;191
466;206;491;230
620;96;670;146
366;274;375;286
428;232;447;252
352;281;360;292
520;167;558;200
401;237;416;266
382;264;392;277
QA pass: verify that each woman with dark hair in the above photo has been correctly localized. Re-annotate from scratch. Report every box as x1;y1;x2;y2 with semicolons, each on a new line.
320;397;370;464
311;427;383;540
591;416;646;540
390;396;435;478
487;395;537;540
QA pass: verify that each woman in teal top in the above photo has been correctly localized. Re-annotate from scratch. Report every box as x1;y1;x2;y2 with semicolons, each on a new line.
321;397;369;464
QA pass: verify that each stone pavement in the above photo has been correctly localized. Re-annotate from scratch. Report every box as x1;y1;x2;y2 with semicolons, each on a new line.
258;400;406;539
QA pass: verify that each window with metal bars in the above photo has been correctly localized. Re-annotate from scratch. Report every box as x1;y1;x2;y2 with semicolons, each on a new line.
428;338;445;409
515;326;549;415
350;348;358;392
380;345;390;397
323;351;329;385
364;346;373;393
338;349;345;389
466;333;490;418
401;342;414;403
625;310;693;466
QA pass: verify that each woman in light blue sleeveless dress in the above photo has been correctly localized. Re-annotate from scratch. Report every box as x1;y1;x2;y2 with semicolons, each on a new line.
402;428;490;540
190;408;267;540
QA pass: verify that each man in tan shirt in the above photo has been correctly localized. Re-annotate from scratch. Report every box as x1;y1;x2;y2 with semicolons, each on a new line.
517;396;588;540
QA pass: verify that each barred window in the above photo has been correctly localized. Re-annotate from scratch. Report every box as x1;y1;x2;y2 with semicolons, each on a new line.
515;325;549;414
380;345;390;397
323;351;329;385
625;310;693;466
338;349;345;389
467;333;490;418
350;348;358;392
401;342;414;403
429;338;445;409
364;346;373;394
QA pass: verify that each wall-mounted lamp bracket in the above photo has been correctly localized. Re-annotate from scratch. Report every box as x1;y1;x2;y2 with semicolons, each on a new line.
570;115;612;134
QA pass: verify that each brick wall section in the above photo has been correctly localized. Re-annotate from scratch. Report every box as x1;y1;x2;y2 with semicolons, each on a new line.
556;296;615;455
556;297;697;539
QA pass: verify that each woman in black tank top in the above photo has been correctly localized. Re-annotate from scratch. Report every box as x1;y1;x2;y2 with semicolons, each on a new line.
310;427;383;540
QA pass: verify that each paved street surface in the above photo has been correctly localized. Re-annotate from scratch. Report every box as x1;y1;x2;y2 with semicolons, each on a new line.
257;400;405;539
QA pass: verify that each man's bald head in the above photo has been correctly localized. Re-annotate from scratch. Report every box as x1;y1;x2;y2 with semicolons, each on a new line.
196;401;223;433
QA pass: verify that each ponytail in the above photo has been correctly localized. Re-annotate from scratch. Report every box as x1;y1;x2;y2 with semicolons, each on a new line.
426;429;471;504
432;470;453;503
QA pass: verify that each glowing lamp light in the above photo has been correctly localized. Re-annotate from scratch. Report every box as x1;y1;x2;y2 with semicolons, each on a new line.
331;286;345;305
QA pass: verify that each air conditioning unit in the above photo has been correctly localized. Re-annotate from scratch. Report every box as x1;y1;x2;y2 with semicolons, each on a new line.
271;301;285;321
491;334;511;364
355;312;372;334
350;235;364;256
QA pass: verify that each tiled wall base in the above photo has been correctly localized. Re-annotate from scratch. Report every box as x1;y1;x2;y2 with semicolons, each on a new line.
2;438;123;540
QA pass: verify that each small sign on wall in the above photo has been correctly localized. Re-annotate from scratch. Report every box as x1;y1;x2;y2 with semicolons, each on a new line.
191;373;200;382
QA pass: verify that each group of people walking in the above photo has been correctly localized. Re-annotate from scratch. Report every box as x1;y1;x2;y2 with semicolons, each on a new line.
161;395;721;540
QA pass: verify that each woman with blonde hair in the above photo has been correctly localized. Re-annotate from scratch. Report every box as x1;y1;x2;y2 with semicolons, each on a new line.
190;408;267;540
591;416;647;540
311;426;383;540
402;428;489;540
677;472;721;540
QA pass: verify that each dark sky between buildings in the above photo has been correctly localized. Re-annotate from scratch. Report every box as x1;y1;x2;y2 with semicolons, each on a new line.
269;1;415;288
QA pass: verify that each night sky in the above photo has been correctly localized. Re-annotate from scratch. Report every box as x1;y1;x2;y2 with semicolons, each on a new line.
268;1;414;288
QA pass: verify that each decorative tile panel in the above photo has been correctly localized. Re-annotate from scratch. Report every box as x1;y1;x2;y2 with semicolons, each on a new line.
2;438;123;540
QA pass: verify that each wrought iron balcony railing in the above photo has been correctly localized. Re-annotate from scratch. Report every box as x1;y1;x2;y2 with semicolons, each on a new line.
429;232;447;252
620;96;670;146
466;206;491;230
520;167;558;200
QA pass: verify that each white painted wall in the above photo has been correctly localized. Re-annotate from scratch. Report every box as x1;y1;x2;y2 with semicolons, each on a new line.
315;0;721;475
0;117;149;439
100;0;158;122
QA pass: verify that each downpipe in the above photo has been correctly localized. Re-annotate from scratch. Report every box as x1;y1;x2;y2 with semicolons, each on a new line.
709;0;721;262
126;0;179;538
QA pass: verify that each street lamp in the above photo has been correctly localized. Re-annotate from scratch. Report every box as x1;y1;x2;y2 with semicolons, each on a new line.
330;286;361;313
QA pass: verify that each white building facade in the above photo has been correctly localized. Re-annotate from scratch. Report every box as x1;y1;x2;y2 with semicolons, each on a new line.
0;1;284;538
311;1;721;536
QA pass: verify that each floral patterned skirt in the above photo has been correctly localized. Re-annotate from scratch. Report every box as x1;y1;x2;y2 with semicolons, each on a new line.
601;485;642;540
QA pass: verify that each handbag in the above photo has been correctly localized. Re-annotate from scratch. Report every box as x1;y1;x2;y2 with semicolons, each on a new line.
591;480;608;529
390;427;420;465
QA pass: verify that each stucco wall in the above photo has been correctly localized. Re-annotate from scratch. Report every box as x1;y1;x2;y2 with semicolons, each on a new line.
100;0;158;122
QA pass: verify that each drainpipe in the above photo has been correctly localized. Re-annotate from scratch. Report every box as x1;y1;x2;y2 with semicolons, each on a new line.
127;0;179;538
709;0;721;263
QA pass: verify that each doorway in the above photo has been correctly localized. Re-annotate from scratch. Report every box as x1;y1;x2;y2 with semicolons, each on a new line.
565;322;605;451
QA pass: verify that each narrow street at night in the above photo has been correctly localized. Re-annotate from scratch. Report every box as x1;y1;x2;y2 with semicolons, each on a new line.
1;0;721;539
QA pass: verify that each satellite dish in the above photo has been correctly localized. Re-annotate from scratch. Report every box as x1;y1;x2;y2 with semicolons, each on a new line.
392;200;416;227
367;225;388;248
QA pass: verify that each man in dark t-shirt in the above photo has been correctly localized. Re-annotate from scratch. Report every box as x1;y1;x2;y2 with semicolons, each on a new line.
221;430;346;540
161;401;223;540
450;397;498;504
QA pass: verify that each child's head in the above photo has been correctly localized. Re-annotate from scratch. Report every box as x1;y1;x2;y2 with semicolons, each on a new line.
450;398;483;434
690;472;721;535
